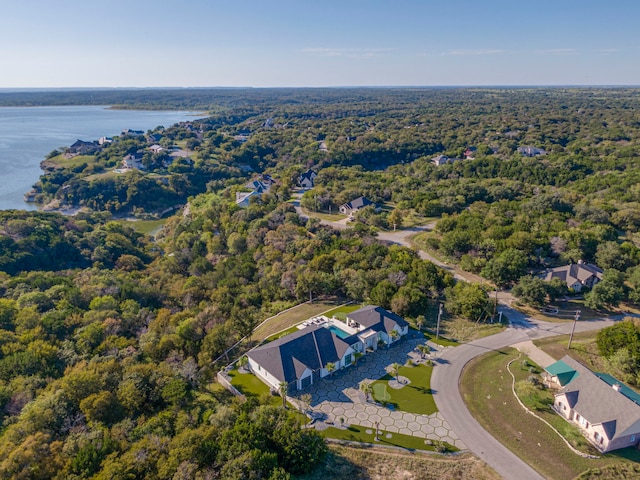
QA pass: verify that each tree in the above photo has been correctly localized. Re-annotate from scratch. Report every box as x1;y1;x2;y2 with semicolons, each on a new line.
416;315;425;331
359;381;372;402
278;382;288;409
444;282;491;321
481;248;528;287
389;329;400;345
369;280;397;309
325;362;336;376
512;276;548;307
388;209;403;230
298;393;312;414
584;270;625;310
390;362;401;383
417;344;430;359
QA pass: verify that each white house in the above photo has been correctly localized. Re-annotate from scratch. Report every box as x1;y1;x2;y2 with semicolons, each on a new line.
247;306;409;393
548;356;640;452
122;153;144;170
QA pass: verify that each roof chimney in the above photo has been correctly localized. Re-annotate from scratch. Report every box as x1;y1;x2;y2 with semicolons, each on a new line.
613;383;622;392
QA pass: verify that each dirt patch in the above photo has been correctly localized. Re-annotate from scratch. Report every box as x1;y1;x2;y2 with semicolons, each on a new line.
298;444;501;480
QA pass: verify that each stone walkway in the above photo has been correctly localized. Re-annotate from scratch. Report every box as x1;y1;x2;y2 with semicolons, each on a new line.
300;333;467;449
511;340;556;368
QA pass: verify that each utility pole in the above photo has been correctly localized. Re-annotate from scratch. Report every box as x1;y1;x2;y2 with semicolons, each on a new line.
492;290;498;323
567;310;581;349
436;303;443;340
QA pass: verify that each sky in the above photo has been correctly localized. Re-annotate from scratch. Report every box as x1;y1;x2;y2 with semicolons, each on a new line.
0;0;638;88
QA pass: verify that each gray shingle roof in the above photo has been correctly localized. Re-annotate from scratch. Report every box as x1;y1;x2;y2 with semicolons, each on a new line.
247;325;350;384
543;263;603;287
341;196;374;211
557;355;640;441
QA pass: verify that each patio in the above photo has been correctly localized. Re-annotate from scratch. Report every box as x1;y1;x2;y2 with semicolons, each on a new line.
299;332;466;449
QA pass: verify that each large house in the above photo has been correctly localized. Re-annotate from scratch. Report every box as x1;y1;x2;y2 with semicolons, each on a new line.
122;153;144;170
541;261;603;292
517;146;547;157
339;196;377;217
247;306;409;393
235;175;276;207
298;169;317;189
67;139;100;156
545;356;640;452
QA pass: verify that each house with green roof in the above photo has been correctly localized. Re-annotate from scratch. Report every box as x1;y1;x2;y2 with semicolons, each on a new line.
548;355;640;452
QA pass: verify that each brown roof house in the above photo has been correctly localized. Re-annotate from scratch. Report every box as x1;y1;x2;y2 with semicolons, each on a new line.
247;306;408;393
547;356;640;452
541;261;603;292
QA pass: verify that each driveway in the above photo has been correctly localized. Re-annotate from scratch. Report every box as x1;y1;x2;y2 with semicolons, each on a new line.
304;333;466;449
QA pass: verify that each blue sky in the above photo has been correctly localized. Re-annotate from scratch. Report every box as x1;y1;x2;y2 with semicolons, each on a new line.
0;0;638;87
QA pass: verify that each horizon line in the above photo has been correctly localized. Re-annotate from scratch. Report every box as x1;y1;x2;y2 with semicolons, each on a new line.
1;84;640;92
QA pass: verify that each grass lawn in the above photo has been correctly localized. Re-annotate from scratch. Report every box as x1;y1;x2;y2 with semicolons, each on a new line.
114;218;167;235
227;368;281;406
48;154;96;169
320;425;456;453
323;303;362;320
515;298;615;323
371;363;437;415
300;206;347;222
420;314;505;344
461;348;640;480
298;444;500;480
251;298;351;342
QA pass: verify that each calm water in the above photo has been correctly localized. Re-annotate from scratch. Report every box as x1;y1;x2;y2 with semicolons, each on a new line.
0;106;199;210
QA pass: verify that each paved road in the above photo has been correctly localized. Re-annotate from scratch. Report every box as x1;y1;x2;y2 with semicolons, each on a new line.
291;210;621;478
431;310;617;480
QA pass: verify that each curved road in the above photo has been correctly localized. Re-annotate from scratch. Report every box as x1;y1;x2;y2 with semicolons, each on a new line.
431;310;616;480
294;209;621;478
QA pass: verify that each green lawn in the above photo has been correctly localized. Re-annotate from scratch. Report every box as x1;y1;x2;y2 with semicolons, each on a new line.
371;363;437;415
321;425;456;453
251;298;350;342
461;349;640;480
114;218;167;235
323;304;362;320
227;368;281;406
48;154;97;169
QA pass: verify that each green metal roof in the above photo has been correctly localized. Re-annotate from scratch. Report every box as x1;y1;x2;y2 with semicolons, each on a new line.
545;359;580;386
595;372;640;406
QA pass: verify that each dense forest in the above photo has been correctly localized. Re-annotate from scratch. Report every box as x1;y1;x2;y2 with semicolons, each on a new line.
2;87;640;478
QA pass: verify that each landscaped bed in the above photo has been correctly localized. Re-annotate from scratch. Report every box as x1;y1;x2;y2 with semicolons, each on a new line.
320;425;456;452
371;363;437;415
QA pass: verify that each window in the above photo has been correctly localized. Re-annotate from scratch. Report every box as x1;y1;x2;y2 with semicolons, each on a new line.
594;432;602;443
345;354;353;365
631;435;637;443
301;376;312;389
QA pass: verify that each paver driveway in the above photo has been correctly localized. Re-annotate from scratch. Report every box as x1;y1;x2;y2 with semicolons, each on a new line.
303;332;466;449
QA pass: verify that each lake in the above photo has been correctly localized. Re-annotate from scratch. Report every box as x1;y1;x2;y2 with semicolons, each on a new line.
0;106;201;210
